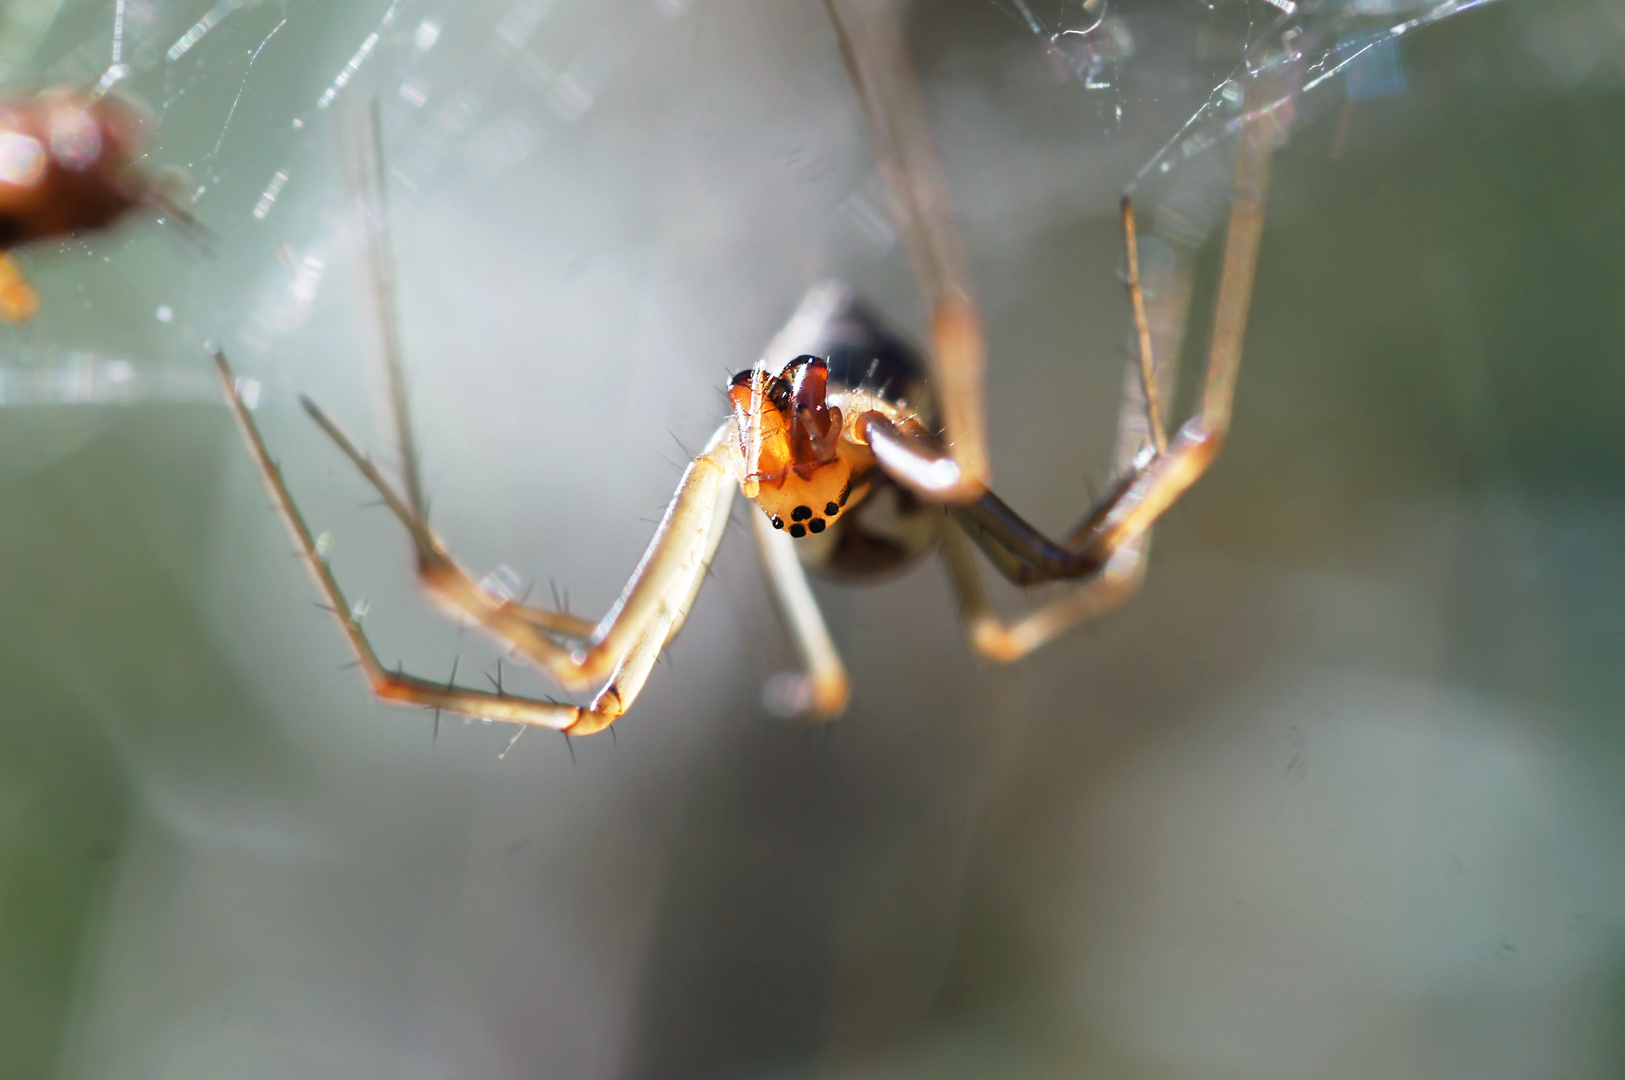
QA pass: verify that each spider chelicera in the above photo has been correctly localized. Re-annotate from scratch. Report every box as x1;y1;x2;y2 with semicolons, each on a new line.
213;1;1287;735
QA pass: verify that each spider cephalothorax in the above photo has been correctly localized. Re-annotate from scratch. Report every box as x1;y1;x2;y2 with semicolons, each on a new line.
729;354;864;538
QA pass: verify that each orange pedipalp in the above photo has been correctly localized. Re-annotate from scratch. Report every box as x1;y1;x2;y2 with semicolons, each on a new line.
729;367;793;485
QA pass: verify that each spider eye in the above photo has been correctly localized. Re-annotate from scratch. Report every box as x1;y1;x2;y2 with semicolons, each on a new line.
824;502;839;516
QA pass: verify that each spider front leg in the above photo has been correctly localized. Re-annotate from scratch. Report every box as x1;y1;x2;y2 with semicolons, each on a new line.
940;520;1150;663
751;510;851;719
932;186;1190;661
864;61;1278;661
827;0;989;501
214;347;737;734
295;391;597;648
213;95;740;733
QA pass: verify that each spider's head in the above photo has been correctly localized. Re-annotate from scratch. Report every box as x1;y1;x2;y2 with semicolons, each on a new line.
729;354;853;538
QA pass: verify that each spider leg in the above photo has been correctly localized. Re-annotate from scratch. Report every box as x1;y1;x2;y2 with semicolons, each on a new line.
332;98;624;650
941;517;1149;663
296;393;597;644
214;348;580;729
340;97;736;706
338;98;426;521
938;258;1172;661
1122;196;1169;455
949;121;1270;578
215;347;738;734
751;510;850;719
891;65;1278;657
826;0;988;501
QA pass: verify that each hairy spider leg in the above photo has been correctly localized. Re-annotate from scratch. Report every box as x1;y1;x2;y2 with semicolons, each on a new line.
215;347;738;734
303;385;737;691
825;0;988;502
1123;196;1169;456
881;58;1284;660
936;195;1174;657
331;101;606;650
337;99;424;522
295;377;595;646
216;98;748;734
936;191;1184;660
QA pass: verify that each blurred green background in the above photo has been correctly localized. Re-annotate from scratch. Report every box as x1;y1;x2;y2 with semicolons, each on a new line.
0;1;1622;1078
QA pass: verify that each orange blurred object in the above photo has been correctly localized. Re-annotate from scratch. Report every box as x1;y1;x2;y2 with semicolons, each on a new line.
0;88;186;321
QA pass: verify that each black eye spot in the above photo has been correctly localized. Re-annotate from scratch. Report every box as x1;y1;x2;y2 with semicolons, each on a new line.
789;523;806;538
808;518;825;533
771;515;784;530
791;505;811;521
824;502;839;516
765;376;794;412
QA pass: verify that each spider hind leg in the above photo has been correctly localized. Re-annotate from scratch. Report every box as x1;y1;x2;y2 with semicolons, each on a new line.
912;69;1278;662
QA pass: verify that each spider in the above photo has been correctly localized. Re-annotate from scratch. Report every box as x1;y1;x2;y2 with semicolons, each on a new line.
213;1;1287;736
0;87;202;321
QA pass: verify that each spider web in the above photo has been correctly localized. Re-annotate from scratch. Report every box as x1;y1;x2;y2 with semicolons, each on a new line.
2;4;1624;1078
0;0;1606;516
0;0;1575;415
